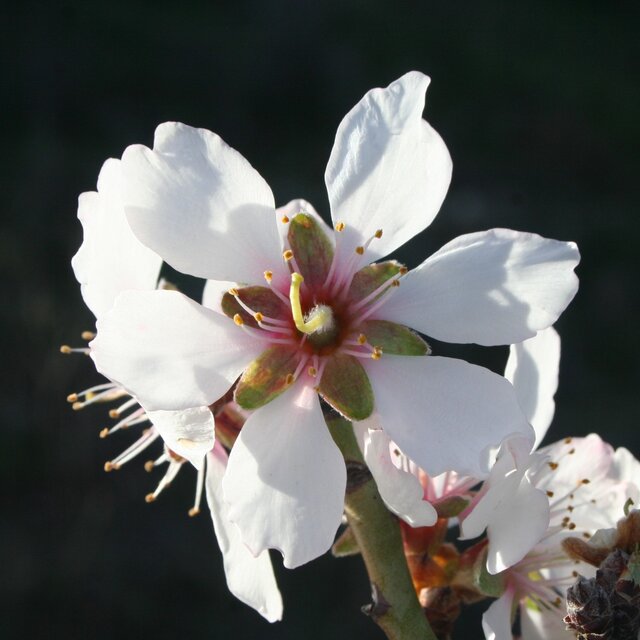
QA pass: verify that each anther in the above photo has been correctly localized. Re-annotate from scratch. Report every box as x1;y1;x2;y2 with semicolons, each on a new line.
548;462;559;470
399;266;408;275
391;279;400;287
281;215;290;224
564;437;573;444
264;270;273;283
99;428;109;439
81;331;96;341
109;409;119;419
66;393;78;403
371;347;383;360
308;366;317;377
283;249;294;261
144;460;155;473
60;345;72;354
228;287;239;296
581;478;590;484
254;312;264;323
188;507;200;517
104;461;116;472
233;314;244;326
355;246;364;255
335;222;345;232
71;402;83;411
357;334;367;345
546;491;554;497
145;494;156;503
374;229;383;239
285;373;295;386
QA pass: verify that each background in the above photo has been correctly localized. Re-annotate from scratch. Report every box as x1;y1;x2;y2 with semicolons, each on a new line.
3;1;638;638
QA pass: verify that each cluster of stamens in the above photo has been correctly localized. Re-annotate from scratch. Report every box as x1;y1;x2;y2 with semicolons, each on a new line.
229;218;407;388
63;332;205;516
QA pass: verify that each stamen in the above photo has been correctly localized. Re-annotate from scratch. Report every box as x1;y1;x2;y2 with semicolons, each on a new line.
281;215;290;224
355;280;401;324
232;313;296;345
60;345;90;355
101;408;148;438
229;290;291;329
108;397;138;419
263;270;291;304
188;463;206;517
106;428;160;470
145;459;183;503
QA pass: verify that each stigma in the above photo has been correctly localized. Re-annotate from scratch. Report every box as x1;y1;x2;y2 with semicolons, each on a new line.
289;273;335;335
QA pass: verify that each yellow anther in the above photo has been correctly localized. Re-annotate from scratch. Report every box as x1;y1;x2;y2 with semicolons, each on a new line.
285;373;295;386
81;331;96;341
357;334;367;345
371;347;383;360
264;270;273;283
283;249;294;261
228;287;239;296
99;428;109;439
374;229;383;239
281;215;290;224
188;507;200;517
108;408;119;419
71;402;83;411
145;493;156;503
308;366;317;377
144;460;155;473
391;280;400;287
399;266;408;275
254;312;264;323
66;393;78;403
335;222;345;232
104;461;117;472
60;345;72;354
289;273;334;335
564;437;573;443
548;462;559;470
233;314;244;326
355;246;364;255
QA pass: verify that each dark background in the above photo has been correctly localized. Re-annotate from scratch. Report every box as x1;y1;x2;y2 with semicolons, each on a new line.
3;1;638;638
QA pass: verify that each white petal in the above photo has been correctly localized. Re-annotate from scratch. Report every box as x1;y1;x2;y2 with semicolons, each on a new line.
91;289;263;411
201;279;236;313
610;447;640;483
122;122;288;286
206;444;283;622
520;602;572;640
505;327;560;448
482;589;515;640
72;158;162;319
384;229;580;346
325;71;451;264
363;429;437;527
146;406;215;470
223;383;346;569
365;356;533;478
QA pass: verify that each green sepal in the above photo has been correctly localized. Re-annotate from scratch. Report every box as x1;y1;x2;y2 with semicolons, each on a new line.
234;346;300;410
473;547;506;598
287;213;334;291
318;354;374;421
332;526;361;558
359;319;430;356
348;261;404;303
433;495;471;519
221;286;290;328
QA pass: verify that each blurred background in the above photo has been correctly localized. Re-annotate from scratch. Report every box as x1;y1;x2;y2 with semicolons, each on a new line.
2;1;638;637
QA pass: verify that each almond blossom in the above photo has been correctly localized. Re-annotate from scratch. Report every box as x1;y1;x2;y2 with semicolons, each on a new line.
67;157;282;622
90;71;580;569
454;329;636;639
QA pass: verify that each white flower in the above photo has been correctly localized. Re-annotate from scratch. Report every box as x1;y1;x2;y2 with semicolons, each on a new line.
90;71;580;569
68;158;282;622
458;329;634;639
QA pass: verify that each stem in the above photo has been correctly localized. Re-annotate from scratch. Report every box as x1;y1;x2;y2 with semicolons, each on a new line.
328;416;437;640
